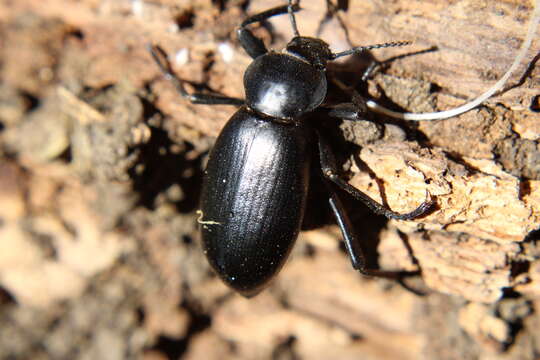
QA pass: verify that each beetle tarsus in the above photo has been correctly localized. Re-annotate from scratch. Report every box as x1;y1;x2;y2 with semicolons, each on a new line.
148;44;244;106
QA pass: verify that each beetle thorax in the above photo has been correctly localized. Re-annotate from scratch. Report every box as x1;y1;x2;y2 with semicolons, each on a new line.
243;50;328;120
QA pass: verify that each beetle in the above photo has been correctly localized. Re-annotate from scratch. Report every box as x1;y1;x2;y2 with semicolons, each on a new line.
149;0;434;297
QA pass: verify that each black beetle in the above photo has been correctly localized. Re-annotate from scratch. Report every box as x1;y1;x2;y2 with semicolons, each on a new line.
149;0;433;297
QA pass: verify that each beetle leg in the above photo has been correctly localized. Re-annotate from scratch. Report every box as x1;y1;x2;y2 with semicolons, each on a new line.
324;156;422;275
361;60;382;81
148;45;245;106
237;27;269;59
317;133;435;220
327;177;426;278
315;0;352;43
323;78;369;120
321;102;367;120
326;184;367;271
238;2;300;59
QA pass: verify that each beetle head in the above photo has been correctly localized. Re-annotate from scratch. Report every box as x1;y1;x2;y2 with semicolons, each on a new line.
285;36;333;69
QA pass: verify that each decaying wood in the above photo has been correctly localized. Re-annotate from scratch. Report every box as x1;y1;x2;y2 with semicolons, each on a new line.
0;0;539;359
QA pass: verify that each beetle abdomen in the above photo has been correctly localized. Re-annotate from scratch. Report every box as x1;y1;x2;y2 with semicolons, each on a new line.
200;108;311;297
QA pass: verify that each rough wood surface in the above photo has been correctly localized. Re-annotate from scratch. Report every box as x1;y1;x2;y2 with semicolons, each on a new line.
0;0;539;359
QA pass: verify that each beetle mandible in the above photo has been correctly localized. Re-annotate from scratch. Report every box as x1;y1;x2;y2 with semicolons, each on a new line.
149;0;434;297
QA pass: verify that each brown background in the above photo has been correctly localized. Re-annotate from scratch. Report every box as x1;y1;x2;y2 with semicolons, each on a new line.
0;0;539;359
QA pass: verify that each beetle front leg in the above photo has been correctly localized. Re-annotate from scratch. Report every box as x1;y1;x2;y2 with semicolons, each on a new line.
237;27;269;59
317;133;434;220
237;1;301;59
148;45;245;106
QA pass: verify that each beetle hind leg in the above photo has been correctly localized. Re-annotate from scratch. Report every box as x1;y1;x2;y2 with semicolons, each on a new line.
318;131;433;275
327;185;367;271
327;180;428;279
317;132;435;220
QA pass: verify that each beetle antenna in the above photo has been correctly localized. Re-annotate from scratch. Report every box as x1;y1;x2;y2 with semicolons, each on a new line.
288;0;301;37
331;40;412;59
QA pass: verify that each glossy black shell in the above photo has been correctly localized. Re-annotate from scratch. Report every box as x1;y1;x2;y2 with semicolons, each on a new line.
199;108;311;297
244;52;327;119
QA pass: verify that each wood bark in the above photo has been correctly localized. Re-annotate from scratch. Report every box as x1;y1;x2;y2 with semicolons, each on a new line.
0;0;539;359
